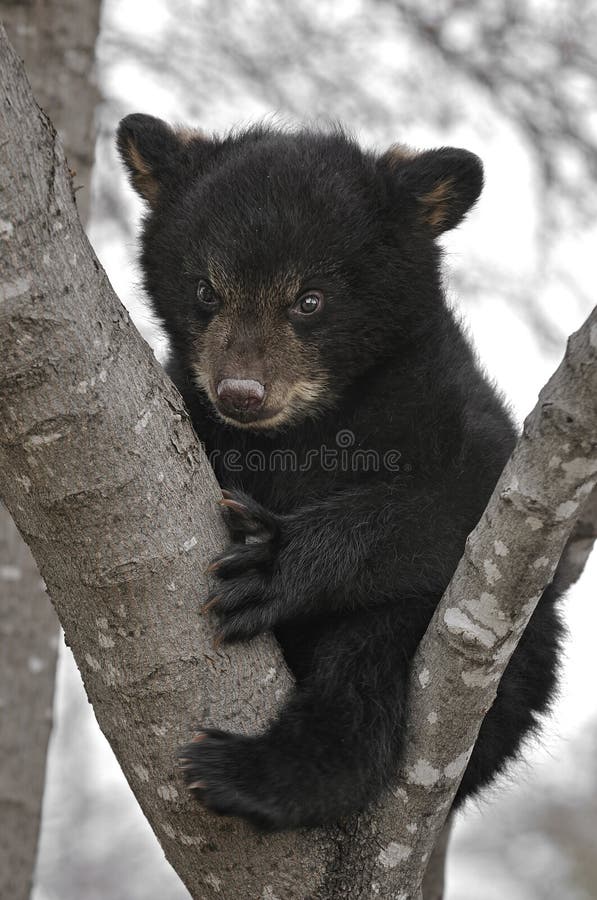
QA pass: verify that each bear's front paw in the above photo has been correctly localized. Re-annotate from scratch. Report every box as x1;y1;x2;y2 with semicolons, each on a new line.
202;571;281;643
219;489;281;542
203;490;287;642
205;490;282;579
179;730;283;830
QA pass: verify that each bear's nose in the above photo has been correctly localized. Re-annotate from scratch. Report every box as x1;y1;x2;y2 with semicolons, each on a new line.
216;378;266;414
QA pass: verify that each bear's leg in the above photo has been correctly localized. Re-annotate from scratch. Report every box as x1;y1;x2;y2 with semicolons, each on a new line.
180;617;410;829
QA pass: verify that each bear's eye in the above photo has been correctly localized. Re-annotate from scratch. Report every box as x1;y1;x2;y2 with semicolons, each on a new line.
196;280;219;309
291;291;324;318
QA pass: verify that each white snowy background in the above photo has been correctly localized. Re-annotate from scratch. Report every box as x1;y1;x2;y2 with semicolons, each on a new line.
32;1;597;898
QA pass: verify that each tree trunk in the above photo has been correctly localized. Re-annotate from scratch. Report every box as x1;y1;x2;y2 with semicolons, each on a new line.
1;24;595;900
0;511;59;900
1;0;101;222
0;4;101;898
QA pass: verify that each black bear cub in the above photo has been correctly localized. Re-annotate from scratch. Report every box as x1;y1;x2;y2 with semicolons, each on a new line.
118;115;561;831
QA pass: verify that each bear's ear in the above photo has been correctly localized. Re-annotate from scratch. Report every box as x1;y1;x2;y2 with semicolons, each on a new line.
117;113;215;207
378;145;484;235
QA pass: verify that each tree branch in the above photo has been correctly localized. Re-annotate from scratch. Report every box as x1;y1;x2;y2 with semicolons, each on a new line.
1;23;595;899
373;304;597;895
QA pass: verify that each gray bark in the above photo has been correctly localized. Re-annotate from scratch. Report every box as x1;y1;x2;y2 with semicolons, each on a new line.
1;23;595;900
0;3;101;898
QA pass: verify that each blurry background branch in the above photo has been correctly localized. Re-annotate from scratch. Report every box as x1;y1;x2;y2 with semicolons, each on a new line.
390;0;597;224
99;0;597;355
0;3;100;898
0;513;59;900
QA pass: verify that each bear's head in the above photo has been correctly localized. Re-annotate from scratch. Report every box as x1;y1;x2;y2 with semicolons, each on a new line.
118;115;483;430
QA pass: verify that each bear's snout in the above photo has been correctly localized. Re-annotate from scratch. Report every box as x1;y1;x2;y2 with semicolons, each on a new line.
216;377;266;419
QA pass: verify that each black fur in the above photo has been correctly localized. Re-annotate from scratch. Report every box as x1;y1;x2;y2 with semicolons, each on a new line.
118;116;561;830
